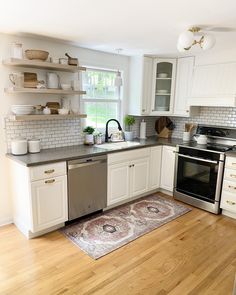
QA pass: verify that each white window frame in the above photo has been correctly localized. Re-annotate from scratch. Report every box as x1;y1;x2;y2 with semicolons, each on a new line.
80;67;123;130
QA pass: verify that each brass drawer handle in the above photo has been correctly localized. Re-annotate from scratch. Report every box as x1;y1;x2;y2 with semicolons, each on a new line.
44;169;55;174
226;200;236;205
230;174;236;178
45;179;55;184
228;185;236;190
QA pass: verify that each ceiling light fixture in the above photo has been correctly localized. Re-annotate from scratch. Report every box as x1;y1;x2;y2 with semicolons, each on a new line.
115;48;123;87
177;27;216;52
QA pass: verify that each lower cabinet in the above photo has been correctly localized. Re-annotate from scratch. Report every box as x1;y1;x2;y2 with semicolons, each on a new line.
108;162;130;205
31;175;68;233
108;145;175;206
149;146;162;190
10;160;68;238
160;146;176;191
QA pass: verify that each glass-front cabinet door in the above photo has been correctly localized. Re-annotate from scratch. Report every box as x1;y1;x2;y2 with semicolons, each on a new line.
151;58;176;115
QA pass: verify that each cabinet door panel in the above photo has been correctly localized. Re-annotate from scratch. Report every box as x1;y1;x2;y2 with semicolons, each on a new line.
31;175;68;232
149;146;162;190
160;146;176;192
131;157;149;197
108;162;130;206
174;57;194;116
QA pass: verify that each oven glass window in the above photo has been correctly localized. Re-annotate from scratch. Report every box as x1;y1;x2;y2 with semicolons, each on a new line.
176;157;218;202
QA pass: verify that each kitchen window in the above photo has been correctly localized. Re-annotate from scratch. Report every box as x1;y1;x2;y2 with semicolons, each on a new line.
81;68;122;130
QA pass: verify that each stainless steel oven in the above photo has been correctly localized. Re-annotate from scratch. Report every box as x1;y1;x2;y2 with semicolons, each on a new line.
174;146;225;214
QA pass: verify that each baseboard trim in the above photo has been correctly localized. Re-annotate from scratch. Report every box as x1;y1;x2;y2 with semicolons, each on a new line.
222;209;236;220
0;218;13;227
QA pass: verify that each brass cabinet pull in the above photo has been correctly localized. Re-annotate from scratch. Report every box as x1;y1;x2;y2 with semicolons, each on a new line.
230;174;236;178
228;185;236;190
226;200;236;205
44;169;55;174
45;179;55;184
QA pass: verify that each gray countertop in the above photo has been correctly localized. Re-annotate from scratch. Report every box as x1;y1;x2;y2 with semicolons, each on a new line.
6;136;187;167
226;151;236;157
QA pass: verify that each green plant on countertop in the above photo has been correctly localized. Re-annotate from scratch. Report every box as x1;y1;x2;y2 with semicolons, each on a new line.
124;115;135;131
83;126;95;134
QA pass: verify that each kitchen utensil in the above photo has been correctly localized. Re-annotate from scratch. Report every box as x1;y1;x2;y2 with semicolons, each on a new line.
155;117;173;138
65;53;78;66
157;73;168;78
11;105;34;115
46;72;60;89
23;72;38;88
61;83;71;90
59;58;68;65
194;134;208;145
11;138;28;155
43;107;51;115
25;49;49;61
58;108;69;115
46;102;60;114
28;139;40;153
183;131;191;142
9;72;24;87
10;42;23;59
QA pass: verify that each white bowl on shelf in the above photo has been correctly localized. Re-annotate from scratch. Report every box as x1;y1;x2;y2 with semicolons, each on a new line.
11;105;34;115
157;73;168;78
158;89;168;94
58;108;69;115
61;84;71;90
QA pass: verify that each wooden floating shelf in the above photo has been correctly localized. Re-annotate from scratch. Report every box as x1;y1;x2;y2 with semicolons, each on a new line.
2;58;86;72
5;87;86;95
8;114;87;121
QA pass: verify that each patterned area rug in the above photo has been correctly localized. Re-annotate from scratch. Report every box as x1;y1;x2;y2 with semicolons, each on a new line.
61;194;191;259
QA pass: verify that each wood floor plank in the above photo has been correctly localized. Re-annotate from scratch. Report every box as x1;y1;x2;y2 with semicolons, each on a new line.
0;194;236;295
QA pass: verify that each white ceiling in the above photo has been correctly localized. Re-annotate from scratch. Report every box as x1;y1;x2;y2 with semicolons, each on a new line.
1;0;236;56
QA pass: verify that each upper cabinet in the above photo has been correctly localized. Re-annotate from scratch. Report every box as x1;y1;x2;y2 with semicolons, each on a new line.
189;62;236;107
174;57;198;117
150;58;176;116
129;56;153;116
128;56;197;117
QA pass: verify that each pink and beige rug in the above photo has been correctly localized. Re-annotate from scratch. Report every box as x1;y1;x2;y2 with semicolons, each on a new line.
61;194;191;259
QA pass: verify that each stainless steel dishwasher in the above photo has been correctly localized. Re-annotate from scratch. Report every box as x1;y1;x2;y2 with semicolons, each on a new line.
67;155;107;221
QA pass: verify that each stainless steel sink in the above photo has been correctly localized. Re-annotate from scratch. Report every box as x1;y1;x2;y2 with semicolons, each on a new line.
95;141;141;150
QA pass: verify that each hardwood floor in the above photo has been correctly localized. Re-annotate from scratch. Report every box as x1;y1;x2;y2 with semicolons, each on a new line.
1;194;236;295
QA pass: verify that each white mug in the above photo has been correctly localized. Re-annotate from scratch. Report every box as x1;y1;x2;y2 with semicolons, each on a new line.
183;131;191;142
9;72;24;87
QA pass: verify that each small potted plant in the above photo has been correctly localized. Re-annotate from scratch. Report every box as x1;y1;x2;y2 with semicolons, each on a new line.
83;126;95;145
124;115;135;141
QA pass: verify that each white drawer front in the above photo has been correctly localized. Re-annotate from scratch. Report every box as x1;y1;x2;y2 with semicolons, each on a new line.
225;156;236;170
108;147;151;165
30;162;66;181
224;168;236;182
223;180;236;194
221;191;236;213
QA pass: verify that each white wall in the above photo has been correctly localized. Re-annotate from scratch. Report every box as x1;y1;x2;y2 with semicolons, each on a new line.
0;33;129;226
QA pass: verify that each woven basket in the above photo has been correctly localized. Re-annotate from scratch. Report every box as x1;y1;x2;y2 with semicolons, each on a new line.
25;50;49;61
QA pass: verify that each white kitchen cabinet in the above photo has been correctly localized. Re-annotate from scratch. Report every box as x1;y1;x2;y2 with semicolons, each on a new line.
150;58;176;116
108;162;130;205
160;146;176;192
129;56;153;115
174;57;198;117
9;160;68;238
107;148;151;206
131;157;150;197
149;146;162;190
190;62;236;107
31;175;68;233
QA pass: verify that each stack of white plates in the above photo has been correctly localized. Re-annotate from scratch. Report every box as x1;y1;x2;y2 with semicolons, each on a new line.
11;105;34;115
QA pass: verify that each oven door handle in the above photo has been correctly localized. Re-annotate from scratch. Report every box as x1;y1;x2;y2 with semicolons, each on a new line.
177;153;218;164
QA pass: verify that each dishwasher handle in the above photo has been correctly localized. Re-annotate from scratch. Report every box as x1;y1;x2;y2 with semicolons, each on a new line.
68;159;106;170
